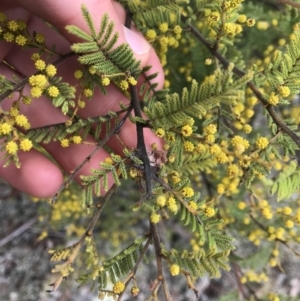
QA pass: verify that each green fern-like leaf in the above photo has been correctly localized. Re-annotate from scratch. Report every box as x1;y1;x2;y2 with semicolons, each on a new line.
271;160;300;201
145;69;253;130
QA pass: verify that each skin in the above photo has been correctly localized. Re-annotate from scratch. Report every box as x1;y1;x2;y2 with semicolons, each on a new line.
0;0;164;197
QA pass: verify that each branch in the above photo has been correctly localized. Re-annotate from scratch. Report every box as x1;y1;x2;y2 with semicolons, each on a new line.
0;52;76;102
150;220;173;301
51;106;132;203
185;19;300;149
117;236;152;301
0;217;37;247
48;184;117;292
278;0;300;9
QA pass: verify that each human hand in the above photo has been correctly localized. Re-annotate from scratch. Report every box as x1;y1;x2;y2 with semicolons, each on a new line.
0;0;164;198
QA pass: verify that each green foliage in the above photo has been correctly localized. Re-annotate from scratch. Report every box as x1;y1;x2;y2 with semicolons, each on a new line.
66;5;142;94
2;0;300;300
270;160;300;201
237;245;274;271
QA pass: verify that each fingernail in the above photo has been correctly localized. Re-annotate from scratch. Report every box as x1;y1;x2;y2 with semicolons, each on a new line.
123;25;150;55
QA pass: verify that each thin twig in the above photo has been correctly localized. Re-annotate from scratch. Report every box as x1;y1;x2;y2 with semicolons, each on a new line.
51;107;132;203
0;217;37;247
278;0;300;9
150;221;173;301
48;184;117;292
117;236;152;301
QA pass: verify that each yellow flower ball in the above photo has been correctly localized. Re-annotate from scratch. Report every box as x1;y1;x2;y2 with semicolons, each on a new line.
60;139;69;148
74;70;83;79
45;64;57;77
205;206;216;217
15;114;29;128
119;80;129;91
150;212;161;224
169;264;180;276
20;139;33;151
47;86;60;98
6;141;18;155
156;195;166;207
30;87;43;98
182;187;194;198
0;123;12;135
155;128;165;138
256;137;269;150
113;281;125;294
146;29;157;40
101;77;110;86
35;59;46;71
72;136;82;144
181;124;193;137
15;35;27;46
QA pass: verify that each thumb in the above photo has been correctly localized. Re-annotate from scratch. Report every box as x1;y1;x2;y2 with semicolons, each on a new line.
13;0;151;64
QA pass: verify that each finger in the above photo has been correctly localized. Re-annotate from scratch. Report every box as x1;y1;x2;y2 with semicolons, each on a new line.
4;16;165;151
0;7;31;61
0;149;64;198
12;0;151;64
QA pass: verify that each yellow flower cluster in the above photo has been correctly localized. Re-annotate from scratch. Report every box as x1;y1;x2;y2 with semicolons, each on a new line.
207;12;220;26
20;138;33;151
204;124;217;135
60;138;69;148
150;212;161;224
102;77;110;86
83;89;93;99
247;18;256;27
181;124;193;137
240;270;268;284
0;122;12;135
35;33;45;43
159;22;169;33
169;264;180;276
189;200;198;211
231;135;250;154
47;86;60;97
156;195;166;207
155;128;165;138
35;59;46;71
15;114;30;129
205;207;216;217
224;0;244;12
227;164;239;177
128;76;137;86
28;74;49;98
183;141;194;152
131;286;139;297
277;85;290;98
45;64;57;77
113;281;125;294
74;70;83;79
146;29;157;40
223;23;238;36
268;226;285;241
15;35;27;46
167;196;178;213
119;80;129;91
72;136;82;144
6;141;18;155
255;137;269;150
182;187;194;198
174;25;182;35
268;293;280;301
